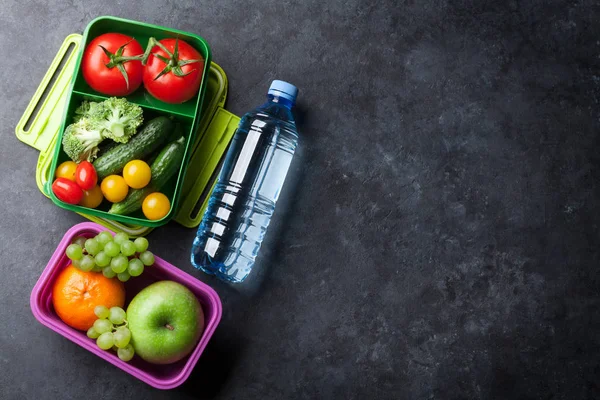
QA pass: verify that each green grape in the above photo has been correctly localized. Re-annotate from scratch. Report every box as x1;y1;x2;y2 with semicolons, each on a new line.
120;241;136;257
66;244;83;261
93;318;113;334
96;332;115;350
102;266;116;278
139;251;155;266
117;271;131;282
95;251;111;267
86;327;100;339
111;255;129;274
108;307;126;325
127;259;144;277
133;237;149;253
92;265;103;273
94;305;109;319
72;236;87;248
80;255;95;272
72;259;82;269
85;238;101;256
104;241;120;257
96;231;113;246
117;344;135;361
114;232;129;245
113;327;131;348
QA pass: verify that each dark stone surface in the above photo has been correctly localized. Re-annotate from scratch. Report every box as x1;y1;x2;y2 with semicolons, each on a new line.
1;0;599;399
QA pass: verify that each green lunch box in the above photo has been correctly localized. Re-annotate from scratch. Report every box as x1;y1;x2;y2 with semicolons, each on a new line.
15;17;240;236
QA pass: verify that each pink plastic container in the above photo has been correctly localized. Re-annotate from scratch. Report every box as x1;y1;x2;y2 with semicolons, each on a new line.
30;222;222;390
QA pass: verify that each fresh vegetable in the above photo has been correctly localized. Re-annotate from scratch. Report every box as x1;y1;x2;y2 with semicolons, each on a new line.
142;38;204;104
62;98;143;162
123;160;151;189
79;185;104;208
109;136;186;216
82;33;144;96
142;192;170;220
86;98;144;143
75;161;98;190
101;175;129;203
61;119;104;163
52;178;84;204
93;116;174;180
55;161;77;181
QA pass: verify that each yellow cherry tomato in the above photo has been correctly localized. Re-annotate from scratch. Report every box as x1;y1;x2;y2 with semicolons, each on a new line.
79;185;104;208
100;175;129;203
55;161;77;182
122;160;151;189
142;192;170;220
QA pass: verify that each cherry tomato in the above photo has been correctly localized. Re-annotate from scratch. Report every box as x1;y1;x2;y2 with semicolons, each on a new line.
52;178;84;205
79;185;104;209
75;161;98;191
100;175;129;203
82;33;144;96
142;192;170;220
143;38;204;104
122;160;151;189
55;161;77;182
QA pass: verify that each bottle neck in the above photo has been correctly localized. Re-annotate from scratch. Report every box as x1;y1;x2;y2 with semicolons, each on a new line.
267;94;294;109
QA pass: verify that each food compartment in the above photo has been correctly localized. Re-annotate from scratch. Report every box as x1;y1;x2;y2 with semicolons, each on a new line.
48;90;195;226
30;222;222;390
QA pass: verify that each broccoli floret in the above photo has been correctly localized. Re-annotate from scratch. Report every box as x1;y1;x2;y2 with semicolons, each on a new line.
62;119;104;163
73;100;104;123
90;97;143;143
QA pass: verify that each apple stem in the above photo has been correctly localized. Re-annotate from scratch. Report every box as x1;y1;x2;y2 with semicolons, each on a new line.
165;324;174;331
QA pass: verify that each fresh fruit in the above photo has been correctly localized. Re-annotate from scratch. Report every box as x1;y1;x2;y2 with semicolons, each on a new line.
82;33;144;96
93;318;113;334
66;244;83;261
72;236;87;248
118;344;135;361
103;241;120;257
117;272;131;282
101;175;129;203
142;38;204;104
134;237;149;253
110;255;129;274
102;266;117;279
142;192;170;220
113;326;132;348
109;137;185;216
127;281;204;364
87;327;100;339
85;238;101;256
109;307;127;325
95;251;111;267
139;251;155;266
96;231;113;246
79;185;104;208
80;255;96;272
127;259;144;277
113;232;129;245
55;161;78;182
97;332;115;350
94;305;110;320
52;178;84;204
52;264;125;331
75;161;98;190
93;117;174;180
120;240;136;257
123;160;151;189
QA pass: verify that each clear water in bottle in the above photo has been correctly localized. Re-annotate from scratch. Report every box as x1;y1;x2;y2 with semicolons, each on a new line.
191;80;299;282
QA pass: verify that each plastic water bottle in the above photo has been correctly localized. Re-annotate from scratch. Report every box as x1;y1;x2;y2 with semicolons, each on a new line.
191;80;299;282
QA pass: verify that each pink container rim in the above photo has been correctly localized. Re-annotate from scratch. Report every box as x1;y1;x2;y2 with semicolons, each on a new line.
30;222;223;390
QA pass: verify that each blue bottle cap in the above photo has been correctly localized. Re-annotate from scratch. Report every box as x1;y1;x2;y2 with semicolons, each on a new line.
268;80;298;102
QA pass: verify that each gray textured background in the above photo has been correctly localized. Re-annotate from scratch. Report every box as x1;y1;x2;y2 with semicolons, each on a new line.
1;1;599;399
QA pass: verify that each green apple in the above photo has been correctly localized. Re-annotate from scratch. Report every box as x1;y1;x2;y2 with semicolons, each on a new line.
127;280;205;364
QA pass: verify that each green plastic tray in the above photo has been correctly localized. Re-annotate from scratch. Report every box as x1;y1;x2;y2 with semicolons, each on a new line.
16;23;240;236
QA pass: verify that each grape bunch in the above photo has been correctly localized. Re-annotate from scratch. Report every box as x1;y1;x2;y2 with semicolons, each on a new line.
66;231;155;281
87;305;135;362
